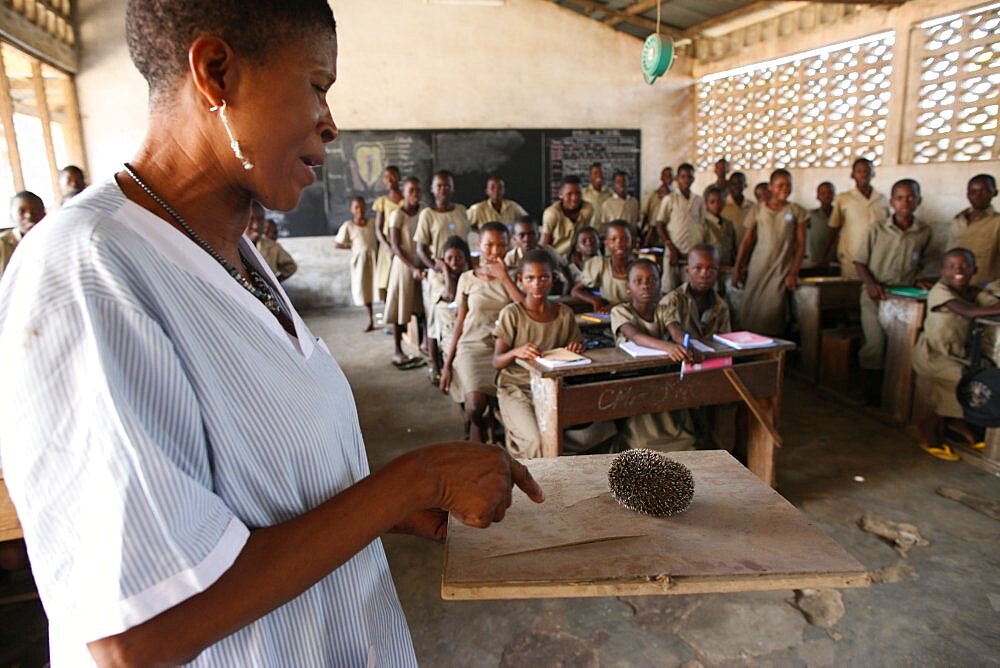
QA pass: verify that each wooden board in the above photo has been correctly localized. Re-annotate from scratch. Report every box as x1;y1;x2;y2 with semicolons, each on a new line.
878;295;926;424
443;451;869;600
0;471;23;543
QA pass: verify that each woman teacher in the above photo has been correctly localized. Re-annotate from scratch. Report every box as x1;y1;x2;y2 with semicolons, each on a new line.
0;1;543;665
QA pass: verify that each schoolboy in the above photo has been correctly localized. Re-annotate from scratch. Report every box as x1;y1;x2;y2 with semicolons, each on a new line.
825;157;890;277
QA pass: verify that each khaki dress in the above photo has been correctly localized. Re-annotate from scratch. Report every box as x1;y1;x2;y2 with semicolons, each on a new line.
913;282;998;418
373;195;402;292
452;269;514;399
609;302;695;451
740;203;808;336
414;206;470;339
382;205;424;326
578;256;630;306
701;213;737;267
334;219;378;306
494;303;582;458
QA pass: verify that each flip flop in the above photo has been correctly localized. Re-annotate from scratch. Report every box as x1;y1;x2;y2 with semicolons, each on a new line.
391;357;426;370
971;441;986;450
920;443;961;461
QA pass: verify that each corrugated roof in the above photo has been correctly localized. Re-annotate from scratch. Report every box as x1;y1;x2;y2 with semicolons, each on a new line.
548;0;770;40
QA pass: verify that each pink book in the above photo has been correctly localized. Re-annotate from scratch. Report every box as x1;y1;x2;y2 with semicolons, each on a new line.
681;356;733;375
712;331;774;350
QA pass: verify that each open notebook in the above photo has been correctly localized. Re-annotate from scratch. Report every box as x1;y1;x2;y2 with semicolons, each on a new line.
535;347;592;369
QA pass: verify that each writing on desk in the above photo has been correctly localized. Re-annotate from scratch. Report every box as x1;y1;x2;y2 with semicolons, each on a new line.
596;383;694;413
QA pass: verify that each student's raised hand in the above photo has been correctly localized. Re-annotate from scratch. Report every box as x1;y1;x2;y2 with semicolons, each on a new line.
783;271;799;291
439;365;453;395
514;343;542;361
566;342;586;354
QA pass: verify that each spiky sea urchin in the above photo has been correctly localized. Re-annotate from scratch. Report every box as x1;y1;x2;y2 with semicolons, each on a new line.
607;449;695;517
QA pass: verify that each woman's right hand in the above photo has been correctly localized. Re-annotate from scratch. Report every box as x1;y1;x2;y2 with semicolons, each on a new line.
439;365;453;395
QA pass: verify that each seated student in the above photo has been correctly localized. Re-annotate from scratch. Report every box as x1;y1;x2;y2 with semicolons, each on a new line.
641;167;673;244
610;259;695;451
722;171;755;243
660;244;732;343
600;170;640;239
806;181;835;264
2;191;45;278
947;174;999;284
541;176;595;256
854;178;932;403
493;250;585;458
567;225;601;283
654;163;705;292
246;201;297;281
824;157;890;278
383;177;426;369
700;186;737;273
467;175;528;228
571;220;633;312
58;165;87;204
913;248;1000;459
334;196;379;332
440;222;524;443
753;181;770;205
435;236;472;375
505;215;574;295
372;165;404;303
731;169;808;336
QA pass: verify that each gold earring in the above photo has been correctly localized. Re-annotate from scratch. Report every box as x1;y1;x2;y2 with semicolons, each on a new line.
209;100;254;171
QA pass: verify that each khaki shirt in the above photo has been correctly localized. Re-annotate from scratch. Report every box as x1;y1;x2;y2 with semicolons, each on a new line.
600;193;640;236
610;301;672;344
255;237;298;281
0;227;22;278
494;302;582;388
722;196;755;242
853;217;932;285
701;213;737;266
947;206;1000;283
578;256;630;306
655;190;706;254
828;187;889;275
413;205;470;259
504;244;568;271
582;184;612;221
372;195;402;238
466;199;527;228
659;281;731;339
541;201;595;256
806;208;832;262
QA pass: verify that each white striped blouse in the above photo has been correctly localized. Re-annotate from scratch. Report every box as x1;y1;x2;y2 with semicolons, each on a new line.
0;180;417;666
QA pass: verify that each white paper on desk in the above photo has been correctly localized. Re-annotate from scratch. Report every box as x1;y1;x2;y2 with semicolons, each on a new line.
619;341;671;358
535;347;592;369
690;339;714;353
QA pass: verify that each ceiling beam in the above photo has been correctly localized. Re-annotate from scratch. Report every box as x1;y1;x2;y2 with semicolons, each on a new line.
550;0;685;39
604;0;663;28
681;0;783;38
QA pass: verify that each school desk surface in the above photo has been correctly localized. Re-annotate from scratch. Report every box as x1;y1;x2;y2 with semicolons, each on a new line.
441;451;869;600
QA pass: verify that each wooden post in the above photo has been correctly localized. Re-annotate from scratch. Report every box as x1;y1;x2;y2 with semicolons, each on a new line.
794;286;822;382
745;394;777;487
30;60;61;201
0;47;25;192
879;296;925;424
62;76;88;173
531;375;563;458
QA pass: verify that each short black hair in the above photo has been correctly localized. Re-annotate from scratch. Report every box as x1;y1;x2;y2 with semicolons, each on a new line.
943;247;976;267
892;178;921;198
433;169;454;181
480;221;509;238
11;191;44;209
59;165;84;178
688;243;720;265
677;163;695;175
705;185;724;199
572;225;601;253
385;165;400;176
627;258;660;281
730;172;746;186
604;219;632;240
442;235;471;266
970;173;997;193
770;168;792;182
126;0;337;97
590;162;602;171
613;170;628;180
852;157;874;170
513;215;537;229
402;176;420;188
522;248;555;273
715;158;729;166
350;195;366;206
562;175;581;186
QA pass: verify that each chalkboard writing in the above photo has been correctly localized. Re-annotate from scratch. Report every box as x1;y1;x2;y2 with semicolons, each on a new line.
545;130;642;203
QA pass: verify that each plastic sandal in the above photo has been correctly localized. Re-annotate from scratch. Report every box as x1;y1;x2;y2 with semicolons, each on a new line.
920;443;961;461
971;441;986;450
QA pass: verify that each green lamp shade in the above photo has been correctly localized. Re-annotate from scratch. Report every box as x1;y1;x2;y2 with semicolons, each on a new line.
641;34;674;85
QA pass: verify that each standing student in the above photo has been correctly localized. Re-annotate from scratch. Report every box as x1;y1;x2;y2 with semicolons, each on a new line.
505;215;573;295
654;163;705;292
913;248;1000;458
947;174;999;284
641;166;673;244
571;220;633;311
246;201;297;281
2;191;45;278
824;157;889;277
373;165;404;302
493;249;584;458
264;219;279;241
702;158;729;202
383;177;427;369
541;176;595;255
601;170;640;239
701;186;737;271
583;162;611;226
567;225;601;283
334;196;378;331
853;179;932;404
467;175;528;229
415;170;470;370
434;235;471;381
806;182;835;264
754;182;770;205
731;169;808;336
58;165;87;204
610;259;695;451
440;222;524;443
722;171;754;242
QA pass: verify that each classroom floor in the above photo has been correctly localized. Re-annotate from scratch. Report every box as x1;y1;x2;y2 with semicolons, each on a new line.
3;306;999;666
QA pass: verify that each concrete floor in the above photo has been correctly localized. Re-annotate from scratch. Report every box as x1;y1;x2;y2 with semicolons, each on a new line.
3;306;999;666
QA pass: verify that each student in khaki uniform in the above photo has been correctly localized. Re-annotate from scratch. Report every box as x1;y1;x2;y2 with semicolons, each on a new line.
2;191;45;277
372;166;403;302
854;179;933;403
947;174;1000;284
541;176;595;256
641;166;672;245
600;170;640;239
702;158;729;203
701;187;737;271
567;225;601;283
440;222;524;444
824;157;889;277
415;170;470;369
493;249;584;458
571;220;633;311
914;249;1000;459
754;182;770;205
583;162;611;227
433;236;471;384
654;163;705;292
806;182;835;264
246;202;297;281
722;171;754;243
610;259;695;451
732;169;808;336
383;177;427;369
505;216;573;295
467;176;528;229
334;196;378;331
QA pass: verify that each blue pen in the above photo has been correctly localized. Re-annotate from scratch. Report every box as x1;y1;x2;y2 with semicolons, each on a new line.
680;332;690;380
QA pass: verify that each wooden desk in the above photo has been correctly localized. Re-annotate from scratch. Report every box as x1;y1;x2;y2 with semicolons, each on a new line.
442;451;869;600
519;340;795;486
878;294;926;424
0;471;23;542
794;277;862;383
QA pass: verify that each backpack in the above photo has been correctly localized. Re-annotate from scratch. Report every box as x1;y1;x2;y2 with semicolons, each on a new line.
956;323;1000;427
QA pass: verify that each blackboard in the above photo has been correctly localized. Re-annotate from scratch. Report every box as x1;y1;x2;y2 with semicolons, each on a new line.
279;129;641;237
